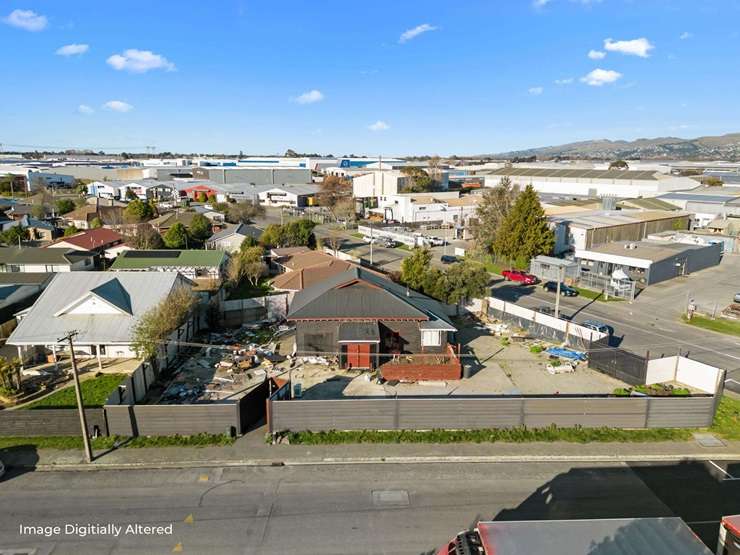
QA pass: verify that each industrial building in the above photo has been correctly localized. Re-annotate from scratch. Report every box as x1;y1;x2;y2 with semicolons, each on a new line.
657;189;740;227
575;240;721;286
192;165;311;185
549;209;691;253
371;192;479;224
478;167;696;198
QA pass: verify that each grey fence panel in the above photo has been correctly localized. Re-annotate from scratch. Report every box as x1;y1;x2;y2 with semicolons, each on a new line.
271;399;397;432
0;408;107;437
588;338;647;385
105;405;135;436
522;398;648;428
646;397;716;428
104;404;239;437
397;399;523;430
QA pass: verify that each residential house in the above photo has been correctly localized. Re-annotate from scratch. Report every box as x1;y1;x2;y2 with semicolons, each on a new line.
45;228;129;261
288;267;459;379
149;210;222;236
268;246;311;273
62;203;126;230
205;223;262;252
110;249;229;283
8;272;196;365
0;247;95;272
273;249;335;273
271;258;355;303
18;215;56;242
0;272;53;339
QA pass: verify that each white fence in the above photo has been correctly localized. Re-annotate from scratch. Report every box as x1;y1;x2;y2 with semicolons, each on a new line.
646;356;725;394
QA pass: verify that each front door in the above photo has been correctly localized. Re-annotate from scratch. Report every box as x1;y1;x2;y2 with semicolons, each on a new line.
345;343;371;369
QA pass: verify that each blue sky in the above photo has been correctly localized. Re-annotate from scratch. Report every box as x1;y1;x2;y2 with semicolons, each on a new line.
1;0;739;155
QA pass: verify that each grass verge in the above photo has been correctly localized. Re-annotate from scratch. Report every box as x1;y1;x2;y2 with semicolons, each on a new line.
396;243;411;251
572;286;622;302
711;395;740;440
682;314;740;337
0;433;236;451
23;374;127;409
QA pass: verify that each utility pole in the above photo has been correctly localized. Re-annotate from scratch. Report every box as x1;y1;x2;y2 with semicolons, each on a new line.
554;265;565;319
58;331;93;463
369;221;374;266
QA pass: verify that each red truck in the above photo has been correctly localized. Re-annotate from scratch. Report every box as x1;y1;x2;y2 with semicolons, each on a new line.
437;517;721;555
501;269;538;285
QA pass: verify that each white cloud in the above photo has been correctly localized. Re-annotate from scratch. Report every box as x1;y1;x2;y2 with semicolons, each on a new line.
532;0;551;7
528;86;544;96
680;31;693;40
368;121;390;131
554;77;574;85
77;104;94;114
103;100;133;113
604;37;654;58
106;49;175;73
399;23;437;44
588;49;606;60
3;9;47;31
56;43;89;56
580;68;622;86
292;89;324;104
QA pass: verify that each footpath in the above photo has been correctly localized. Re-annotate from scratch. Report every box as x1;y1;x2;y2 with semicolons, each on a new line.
3;426;740;471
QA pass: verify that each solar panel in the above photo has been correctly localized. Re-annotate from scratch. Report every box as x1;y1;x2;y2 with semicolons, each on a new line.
123;250;181;259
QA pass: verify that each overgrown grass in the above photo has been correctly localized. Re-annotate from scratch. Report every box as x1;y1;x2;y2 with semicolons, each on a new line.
23;374;127;409
0;433;236;451
227;277;273;300
682;314;740;337
283;425;693;445
572;286;623;302
613;385;691;397
350;232;364;239
711;396;740;440
396;243;411;251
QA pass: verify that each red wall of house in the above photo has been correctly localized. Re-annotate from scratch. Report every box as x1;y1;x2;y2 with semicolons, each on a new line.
381;363;461;382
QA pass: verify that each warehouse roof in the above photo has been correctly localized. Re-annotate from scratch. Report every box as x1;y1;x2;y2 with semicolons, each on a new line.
110;249;227;269
618;197;680;211
263;183;319;195
549;209;687;229
0;247;94;266
8;272;187;346
480;167;660;180
658;192;740;203
581;240;712;263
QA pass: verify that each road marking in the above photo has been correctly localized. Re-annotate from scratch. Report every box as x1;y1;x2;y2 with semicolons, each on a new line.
172;543;183;553
708;460;740;481
372;489;410;507
184;514;194;525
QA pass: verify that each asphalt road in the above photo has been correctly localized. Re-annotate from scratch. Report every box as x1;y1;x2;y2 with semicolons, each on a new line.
1;460;738;554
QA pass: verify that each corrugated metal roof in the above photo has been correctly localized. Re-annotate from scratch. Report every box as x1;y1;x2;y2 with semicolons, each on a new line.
481;167;659;181
110;249;227;269
8;272;184;345
477;518;712;555
0;247;94;265
659;192;740;203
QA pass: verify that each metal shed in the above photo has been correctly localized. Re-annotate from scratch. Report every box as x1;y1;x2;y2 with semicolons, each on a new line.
529;255;580;282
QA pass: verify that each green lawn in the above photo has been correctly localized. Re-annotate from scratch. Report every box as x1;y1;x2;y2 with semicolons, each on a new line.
682;314;740;337
466;256;504;275
227;277;273;300
572;286;623;302
350;232;364;239
0;433;236;451
23;374;127;409
711;395;740;440
396;243;411;251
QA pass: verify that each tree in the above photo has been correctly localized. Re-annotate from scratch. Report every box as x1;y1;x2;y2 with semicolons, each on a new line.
163;222;189;248
442;261;489;304
609;160;629;170
400;166;434;193
259;219;316;248
240;235;259;251
704;176;723;187
131;287;197;360
63;225;80;237
325;232;343;256
31;202;46;220
226;254;246;287
126;223;164;249
125;188;138;201
226;200;264;224
332;197;356;222
207;193;217;204
196;191;208;203
189;213;212;242
470;177;518;255
55;199;76;215
493;184;554;268
400;247;432;291
0;356;22;394
0;225;29;246
124;199;154;222
318;175;352;215
90;217;103;229
241;246;267;286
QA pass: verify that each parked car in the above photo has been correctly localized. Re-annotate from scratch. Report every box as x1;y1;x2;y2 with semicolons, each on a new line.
502;269;538;285
428;236;446;247
582;320;613;335
542;281;578;296
377;238;398;248
441;254;458;264
734;292;740;303
535;306;571;320
362;236;377;244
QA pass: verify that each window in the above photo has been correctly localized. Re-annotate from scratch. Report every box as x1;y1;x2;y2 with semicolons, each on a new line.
421;330;442;347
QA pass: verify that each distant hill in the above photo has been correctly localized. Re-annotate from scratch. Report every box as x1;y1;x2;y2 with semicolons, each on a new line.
492;133;740;161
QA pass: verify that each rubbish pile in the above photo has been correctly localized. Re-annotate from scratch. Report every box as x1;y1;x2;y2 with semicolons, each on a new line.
158;321;294;404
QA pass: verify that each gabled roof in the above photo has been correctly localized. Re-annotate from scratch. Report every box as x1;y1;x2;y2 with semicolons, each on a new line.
0;247;94;266
288;266;455;328
281;250;335;271
8;272;186;346
149;211;199;229
110;249;228;269
272;259;355;291
206;223;261;243
48;228;124;250
271;246;311;257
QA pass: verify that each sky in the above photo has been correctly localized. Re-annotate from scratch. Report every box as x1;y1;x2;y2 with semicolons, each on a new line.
1;0;740;156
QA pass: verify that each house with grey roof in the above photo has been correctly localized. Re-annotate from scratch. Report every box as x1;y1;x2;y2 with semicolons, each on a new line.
205;223;262;253
0;247;95;273
288;267;459;377
8;272;195;365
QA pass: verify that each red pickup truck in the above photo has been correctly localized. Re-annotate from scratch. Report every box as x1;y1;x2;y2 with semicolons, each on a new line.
501;269;538;285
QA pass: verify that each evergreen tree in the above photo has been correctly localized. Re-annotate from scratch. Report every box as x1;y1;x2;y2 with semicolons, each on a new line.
470;177;517;255
400;247;432;291
189;214;212;242
493;184;554;268
163;222;189;248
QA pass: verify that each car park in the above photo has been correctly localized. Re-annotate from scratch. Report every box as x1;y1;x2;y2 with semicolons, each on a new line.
543;281;578;296
502;269;538;285
582;320;613;335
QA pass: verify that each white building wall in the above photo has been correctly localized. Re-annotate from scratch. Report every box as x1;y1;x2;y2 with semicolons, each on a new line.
484;175;695;198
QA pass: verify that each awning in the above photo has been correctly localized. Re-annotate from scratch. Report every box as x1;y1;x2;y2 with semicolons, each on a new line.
337;321;380;343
